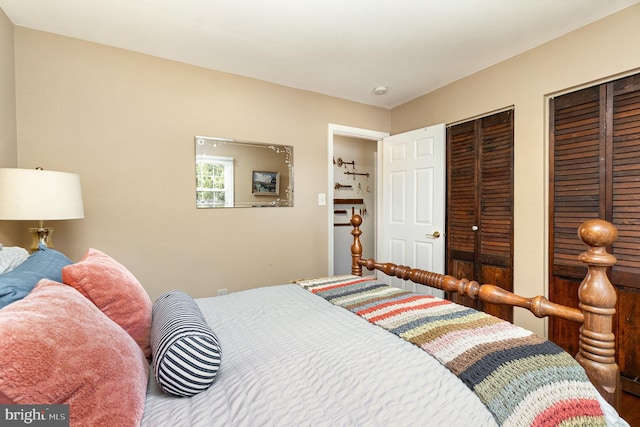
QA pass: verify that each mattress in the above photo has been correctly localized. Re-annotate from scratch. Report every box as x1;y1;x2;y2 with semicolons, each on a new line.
142;284;627;426
142;284;498;426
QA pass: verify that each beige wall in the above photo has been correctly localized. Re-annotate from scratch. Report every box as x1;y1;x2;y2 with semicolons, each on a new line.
5;4;640;334
0;7;18;242
391;3;640;334
0;8;15;167
12;28;390;299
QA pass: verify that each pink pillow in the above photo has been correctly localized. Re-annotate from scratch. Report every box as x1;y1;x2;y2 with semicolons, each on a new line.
0;279;148;426
63;248;152;359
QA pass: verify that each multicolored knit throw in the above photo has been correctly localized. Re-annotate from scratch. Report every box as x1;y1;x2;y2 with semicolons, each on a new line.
297;276;606;427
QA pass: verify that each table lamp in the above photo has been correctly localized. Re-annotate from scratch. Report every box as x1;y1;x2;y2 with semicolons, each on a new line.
0;168;84;252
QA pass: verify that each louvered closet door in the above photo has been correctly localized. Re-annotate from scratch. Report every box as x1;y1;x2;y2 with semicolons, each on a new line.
551;86;603;277
550;74;640;395
447;121;476;295
447;110;514;322
611;76;640;286
610;76;640;395
549;86;603;356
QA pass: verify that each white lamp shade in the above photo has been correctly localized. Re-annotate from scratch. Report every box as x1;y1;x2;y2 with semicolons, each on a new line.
0;168;84;221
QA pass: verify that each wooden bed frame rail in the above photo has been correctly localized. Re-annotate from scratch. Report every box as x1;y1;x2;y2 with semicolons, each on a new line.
349;214;621;409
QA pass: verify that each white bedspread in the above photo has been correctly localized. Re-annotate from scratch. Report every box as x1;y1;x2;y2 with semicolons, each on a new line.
142;284;496;426
141;284;625;427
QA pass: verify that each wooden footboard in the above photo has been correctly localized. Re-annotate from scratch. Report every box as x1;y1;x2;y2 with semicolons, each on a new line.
349;214;621;410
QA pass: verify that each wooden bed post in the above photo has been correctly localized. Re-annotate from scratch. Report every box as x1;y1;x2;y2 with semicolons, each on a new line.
575;219;621;409
350;214;363;276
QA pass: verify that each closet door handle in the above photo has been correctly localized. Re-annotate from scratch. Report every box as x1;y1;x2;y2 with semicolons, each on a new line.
425;231;441;239
472;225;479;231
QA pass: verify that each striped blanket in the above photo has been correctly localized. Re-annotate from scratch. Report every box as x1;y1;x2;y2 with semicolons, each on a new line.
297;276;606;427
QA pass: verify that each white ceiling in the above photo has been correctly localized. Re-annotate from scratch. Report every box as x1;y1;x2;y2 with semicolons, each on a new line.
1;0;639;109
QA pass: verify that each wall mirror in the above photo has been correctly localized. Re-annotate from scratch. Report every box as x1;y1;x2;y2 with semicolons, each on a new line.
195;136;293;208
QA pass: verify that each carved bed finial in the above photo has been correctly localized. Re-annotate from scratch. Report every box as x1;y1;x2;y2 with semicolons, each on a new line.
576;219;620;409
350;214;363;276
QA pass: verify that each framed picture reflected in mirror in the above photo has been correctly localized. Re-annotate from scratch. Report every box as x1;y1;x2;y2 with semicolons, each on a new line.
251;171;279;195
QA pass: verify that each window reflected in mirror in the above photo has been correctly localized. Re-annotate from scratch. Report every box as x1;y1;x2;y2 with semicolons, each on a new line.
195;136;293;208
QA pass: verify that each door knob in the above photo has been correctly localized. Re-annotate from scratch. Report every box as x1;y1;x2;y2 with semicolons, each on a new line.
425;231;441;239
472;225;479;231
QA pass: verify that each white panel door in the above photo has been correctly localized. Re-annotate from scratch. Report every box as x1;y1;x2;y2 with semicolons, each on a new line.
379;124;445;296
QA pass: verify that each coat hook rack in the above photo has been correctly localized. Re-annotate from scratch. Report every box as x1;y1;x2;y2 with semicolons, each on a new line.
335;158;356;169
344;171;369;178
334;182;352;190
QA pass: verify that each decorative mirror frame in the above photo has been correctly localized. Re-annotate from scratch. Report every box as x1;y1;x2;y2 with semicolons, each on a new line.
195;136;293;208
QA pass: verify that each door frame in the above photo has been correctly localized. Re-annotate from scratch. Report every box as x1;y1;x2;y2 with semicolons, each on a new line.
327;124;389;275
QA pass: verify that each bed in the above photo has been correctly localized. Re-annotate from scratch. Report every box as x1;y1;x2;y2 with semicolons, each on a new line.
0;216;629;426
143;215;626;426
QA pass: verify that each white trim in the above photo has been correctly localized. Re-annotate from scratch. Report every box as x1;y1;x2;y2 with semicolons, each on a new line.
327;124;389;276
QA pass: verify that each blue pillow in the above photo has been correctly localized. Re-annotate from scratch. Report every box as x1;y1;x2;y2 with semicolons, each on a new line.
0;245;73;309
151;291;222;397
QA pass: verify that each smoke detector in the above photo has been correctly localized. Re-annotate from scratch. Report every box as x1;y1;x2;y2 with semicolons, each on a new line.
373;86;388;95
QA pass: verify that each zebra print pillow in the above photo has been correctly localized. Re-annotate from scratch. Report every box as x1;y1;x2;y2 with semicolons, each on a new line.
151;291;222;397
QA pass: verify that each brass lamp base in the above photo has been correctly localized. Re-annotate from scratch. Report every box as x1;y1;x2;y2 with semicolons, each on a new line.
28;227;54;252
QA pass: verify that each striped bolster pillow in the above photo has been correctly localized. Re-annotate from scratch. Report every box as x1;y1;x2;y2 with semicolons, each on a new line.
151;291;222;397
